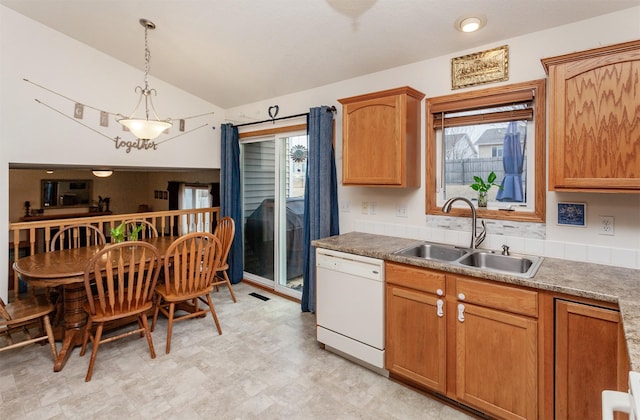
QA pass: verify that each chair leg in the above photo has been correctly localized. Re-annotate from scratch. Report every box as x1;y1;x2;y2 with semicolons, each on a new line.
165;303;175;354
80;318;93;356
151;299;161;332
223;271;237;303
139;315;156;359
42;315;58;362
136;317;145;338
85;323;103;382
206;294;222;335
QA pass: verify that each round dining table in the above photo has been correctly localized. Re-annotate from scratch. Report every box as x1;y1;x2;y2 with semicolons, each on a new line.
13;236;177;372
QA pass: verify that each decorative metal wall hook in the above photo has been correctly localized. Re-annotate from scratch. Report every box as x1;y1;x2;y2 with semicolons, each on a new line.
268;105;279;123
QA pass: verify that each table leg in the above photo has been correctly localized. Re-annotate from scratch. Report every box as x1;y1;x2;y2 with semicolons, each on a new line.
53;283;87;372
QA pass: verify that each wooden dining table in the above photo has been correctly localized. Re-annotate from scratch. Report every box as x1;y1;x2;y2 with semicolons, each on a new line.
12;236;177;372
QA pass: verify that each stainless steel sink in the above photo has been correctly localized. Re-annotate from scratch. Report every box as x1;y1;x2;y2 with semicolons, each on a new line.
457;251;543;277
394;242;469;262
392;242;543;278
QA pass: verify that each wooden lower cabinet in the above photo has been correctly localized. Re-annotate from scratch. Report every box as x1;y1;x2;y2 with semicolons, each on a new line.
555;299;630;420
386;284;446;393
453;276;539;420
385;262;446;393
386;263;540;419
455;302;538;419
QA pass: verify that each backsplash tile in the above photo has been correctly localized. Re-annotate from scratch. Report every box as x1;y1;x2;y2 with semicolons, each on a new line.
587;245;612;265
562;242;588;262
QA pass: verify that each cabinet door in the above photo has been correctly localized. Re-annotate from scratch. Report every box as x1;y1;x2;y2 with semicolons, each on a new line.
456;302;537;420
386;284;446;393
545;43;640;191
555;300;630;420
342;94;405;185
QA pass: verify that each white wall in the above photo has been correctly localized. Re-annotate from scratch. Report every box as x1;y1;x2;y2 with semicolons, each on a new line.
226;7;640;270
0;6;224;300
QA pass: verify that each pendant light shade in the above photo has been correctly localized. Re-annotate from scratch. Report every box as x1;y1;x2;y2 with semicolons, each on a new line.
119;118;171;140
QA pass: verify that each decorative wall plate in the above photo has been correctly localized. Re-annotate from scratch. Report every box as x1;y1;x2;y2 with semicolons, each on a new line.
290;145;307;162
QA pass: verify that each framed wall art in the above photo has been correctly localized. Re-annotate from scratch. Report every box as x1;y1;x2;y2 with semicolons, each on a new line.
557;202;587;227
451;45;509;89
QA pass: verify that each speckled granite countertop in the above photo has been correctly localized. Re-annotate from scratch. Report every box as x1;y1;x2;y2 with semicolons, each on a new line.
312;231;640;370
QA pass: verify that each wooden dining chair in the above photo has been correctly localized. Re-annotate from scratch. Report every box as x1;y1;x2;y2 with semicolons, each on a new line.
49;224;107;324
50;224;106;251
212;216;237;303
80;241;161;382
151;232;223;354
0;295;57;364
123;219;158;240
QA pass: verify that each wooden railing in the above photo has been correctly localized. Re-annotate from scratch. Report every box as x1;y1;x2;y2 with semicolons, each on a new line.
8;207;220;299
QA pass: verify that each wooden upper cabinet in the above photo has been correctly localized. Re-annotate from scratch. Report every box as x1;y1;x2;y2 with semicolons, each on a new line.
338;87;425;187
542;40;640;192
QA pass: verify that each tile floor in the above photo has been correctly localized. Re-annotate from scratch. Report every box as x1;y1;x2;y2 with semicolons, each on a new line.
1;282;474;419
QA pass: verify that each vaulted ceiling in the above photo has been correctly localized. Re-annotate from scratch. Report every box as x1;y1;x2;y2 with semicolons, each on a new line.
2;0;638;108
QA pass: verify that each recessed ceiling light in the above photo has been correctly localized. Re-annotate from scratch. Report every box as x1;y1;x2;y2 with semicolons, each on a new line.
456;16;485;33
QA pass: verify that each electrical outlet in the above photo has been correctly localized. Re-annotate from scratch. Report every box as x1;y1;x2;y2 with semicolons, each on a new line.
361;201;369;214
396;204;408;218
341;200;350;213
599;216;615;236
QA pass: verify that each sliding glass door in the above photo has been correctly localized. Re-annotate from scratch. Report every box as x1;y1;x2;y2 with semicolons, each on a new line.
241;130;307;298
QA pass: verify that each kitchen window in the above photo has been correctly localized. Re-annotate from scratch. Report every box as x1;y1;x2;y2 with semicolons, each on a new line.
425;79;546;223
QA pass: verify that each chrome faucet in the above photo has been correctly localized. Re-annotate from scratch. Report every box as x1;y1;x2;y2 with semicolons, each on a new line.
442;197;486;249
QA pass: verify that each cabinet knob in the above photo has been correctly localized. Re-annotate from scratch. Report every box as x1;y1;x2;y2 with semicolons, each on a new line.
437;299;444;318
458;293;466;301
436;288;444;296
458;303;465;322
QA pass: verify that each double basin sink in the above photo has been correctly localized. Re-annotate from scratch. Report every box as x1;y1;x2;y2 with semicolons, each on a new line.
393;242;543;278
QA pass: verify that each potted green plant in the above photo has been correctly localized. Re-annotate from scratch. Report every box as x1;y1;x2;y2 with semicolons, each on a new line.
127;224;144;241
110;222;125;243
470;171;503;207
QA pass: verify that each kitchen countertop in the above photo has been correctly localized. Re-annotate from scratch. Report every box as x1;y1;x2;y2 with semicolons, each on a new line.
312;231;640;370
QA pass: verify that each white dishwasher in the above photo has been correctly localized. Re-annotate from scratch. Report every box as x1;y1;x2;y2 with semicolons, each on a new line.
316;248;386;374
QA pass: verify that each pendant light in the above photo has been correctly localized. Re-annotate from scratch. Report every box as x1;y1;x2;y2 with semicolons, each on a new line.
117;19;172;140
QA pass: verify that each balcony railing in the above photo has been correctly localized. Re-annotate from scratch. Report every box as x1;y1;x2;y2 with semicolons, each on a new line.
8;207;220;300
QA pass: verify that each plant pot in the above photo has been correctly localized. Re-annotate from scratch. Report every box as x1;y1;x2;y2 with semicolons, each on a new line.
478;191;488;207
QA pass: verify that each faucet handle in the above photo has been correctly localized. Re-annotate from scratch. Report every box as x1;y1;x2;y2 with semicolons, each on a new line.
475;220;487;248
501;244;510;256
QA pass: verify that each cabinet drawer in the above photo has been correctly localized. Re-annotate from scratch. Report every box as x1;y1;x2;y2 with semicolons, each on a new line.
455;276;538;318
386;262;445;295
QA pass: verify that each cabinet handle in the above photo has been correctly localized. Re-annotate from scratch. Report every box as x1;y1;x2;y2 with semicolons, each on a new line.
458;293;465;301
458;303;465;322
437;299;444;317
436;288;444;296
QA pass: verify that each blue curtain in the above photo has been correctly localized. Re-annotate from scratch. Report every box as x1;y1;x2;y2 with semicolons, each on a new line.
301;106;339;312
220;124;243;284
496;121;525;202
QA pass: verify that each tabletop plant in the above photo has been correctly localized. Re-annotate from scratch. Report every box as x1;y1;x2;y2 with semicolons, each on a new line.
127;224;144;241
110;222;125;243
470;171;503;207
